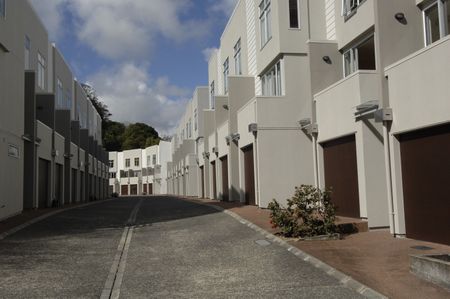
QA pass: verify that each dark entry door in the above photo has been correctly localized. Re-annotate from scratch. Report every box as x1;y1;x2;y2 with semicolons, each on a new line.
322;135;360;218
399;123;450;245
72;169;77;203
55;163;63;206
121;185;128;196
243;145;256;205
200;166;205;198
130;184;138;195
211;161;217;199
143;184;147;194
38;158;50;208
149;183;153;195
80;172;85;202
220;156;229;201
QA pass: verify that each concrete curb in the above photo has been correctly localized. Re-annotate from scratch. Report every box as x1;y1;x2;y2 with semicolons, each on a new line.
0;199;115;241
202;202;389;299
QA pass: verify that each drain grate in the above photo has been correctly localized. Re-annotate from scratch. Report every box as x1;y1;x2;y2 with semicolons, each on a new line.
255;240;271;247
411;245;434;251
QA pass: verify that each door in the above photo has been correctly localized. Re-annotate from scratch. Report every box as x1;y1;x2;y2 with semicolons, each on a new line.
143;184;147;194
220;156;229;201
121;185;129;196
149;183;153;195
80;172;85;202
55;163;63;206
38;158;50;208
200;166;205;198
72;169;77;203
243;145;256;205
322;135;360;218
399;124;450;245
130;184;138;195
211;161;217;199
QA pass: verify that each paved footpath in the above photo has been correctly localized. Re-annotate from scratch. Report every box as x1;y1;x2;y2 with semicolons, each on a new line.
0;197;367;298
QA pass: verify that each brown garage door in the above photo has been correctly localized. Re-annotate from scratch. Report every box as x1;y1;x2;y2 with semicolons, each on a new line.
322;135;360;218
211;161;217;199
220;156;229;201
72;169;77;203
121;185;129;196
130;184;138;195
55;163;63;206
399;124;450;245
38;158;50;208
243;145;256;206
200;166;205;198
143;184;147;194
149;183;153;195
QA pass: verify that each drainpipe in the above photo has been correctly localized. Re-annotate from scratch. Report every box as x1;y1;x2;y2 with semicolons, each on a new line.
312;133;320;188
383;122;396;236
254;133;260;206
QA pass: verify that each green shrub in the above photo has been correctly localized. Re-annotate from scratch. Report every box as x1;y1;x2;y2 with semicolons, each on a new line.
268;185;337;238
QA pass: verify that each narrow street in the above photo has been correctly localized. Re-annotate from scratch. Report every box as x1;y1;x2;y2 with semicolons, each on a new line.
0;197;364;298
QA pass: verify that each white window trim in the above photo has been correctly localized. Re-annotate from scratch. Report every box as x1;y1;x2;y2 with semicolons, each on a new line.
261;59;284;96
342;34;374;77
210;81;215;109
223;58;229;94
260;0;272;48
234;39;242;75
341;0;366;18
422;0;449;46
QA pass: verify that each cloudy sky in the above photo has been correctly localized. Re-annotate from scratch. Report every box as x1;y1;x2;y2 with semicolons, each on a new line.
30;0;238;135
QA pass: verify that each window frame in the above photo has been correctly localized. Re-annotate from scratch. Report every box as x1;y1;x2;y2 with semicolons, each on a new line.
109;160;114;168
259;0;272;48
342;0;366;18
261;59;284;96
423;0;450;46
152;154;157;165
37;52;46;90
24;36;30;69
134;157;139;167
56;78;64;109
125;159;130;168
0;0;5;19
289;0;300;29
234;38;242;75
342;34;375;77
210;81;215;109
223;58;229;94
194;108;198;131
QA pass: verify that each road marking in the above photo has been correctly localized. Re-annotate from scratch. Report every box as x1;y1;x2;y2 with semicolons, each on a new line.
101;198;143;299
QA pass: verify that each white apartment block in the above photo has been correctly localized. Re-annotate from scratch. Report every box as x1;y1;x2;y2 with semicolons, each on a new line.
0;0;109;222
167;0;450;246
108;141;172;196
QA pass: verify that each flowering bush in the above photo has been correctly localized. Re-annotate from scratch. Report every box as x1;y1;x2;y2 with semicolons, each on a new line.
268;185;337;238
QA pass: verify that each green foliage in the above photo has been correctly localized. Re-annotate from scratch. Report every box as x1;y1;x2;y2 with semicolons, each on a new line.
103;121;125;152
268;185;337;238
122;123;160;150
81;83;112;121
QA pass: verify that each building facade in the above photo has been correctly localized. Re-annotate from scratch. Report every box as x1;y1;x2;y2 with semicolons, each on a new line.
108;141;172;196
168;0;450;245
0;0;109;221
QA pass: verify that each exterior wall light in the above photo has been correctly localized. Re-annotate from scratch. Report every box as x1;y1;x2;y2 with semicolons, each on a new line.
395;13;406;24
322;56;332;64
222;104;229;110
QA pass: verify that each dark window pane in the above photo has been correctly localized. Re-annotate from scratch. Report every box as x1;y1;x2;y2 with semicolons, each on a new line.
357;36;376;70
289;0;299;28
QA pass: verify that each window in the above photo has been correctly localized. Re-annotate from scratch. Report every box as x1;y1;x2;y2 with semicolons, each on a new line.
125;159;130;168
194;109;198;131
343;35;375;77
188;118;192;138
109;160;114;168
223;58;229;94
186;122;189;139
423;0;450;46
134;157;139;167
234;39;242;75
152;154;157;165
109;172;116;179
147;155;151;166
260;0;272;47
37;52;46;90
56;79;64;109
289;0;300;28
210;81;215;109
0;0;5;18
342;0;365;17
261;60;283;96
25;36;30;69
65;90;72;110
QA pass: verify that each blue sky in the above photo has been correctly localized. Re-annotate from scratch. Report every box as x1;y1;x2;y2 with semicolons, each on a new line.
30;0;238;134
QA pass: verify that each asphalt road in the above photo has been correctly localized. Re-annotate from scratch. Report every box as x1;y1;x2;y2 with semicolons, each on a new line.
0;196;364;298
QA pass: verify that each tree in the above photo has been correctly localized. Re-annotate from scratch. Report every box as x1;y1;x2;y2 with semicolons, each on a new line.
81;83;112;121
103;121;126;152
122;123;160;150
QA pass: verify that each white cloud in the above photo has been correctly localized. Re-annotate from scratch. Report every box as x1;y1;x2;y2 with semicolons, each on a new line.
209;0;239;16
29;0;68;40
202;47;218;63
87;63;190;134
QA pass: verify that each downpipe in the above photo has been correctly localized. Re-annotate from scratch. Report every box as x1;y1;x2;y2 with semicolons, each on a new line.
383;122;396;236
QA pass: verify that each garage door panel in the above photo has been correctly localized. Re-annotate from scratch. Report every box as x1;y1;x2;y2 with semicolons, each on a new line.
322;135;360;218
399;124;450;245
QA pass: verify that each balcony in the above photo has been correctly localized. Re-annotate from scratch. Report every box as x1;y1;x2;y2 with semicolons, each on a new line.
385;36;450;134
314;70;380;142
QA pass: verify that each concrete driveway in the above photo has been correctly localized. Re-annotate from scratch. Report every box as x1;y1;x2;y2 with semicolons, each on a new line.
0;196;365;298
